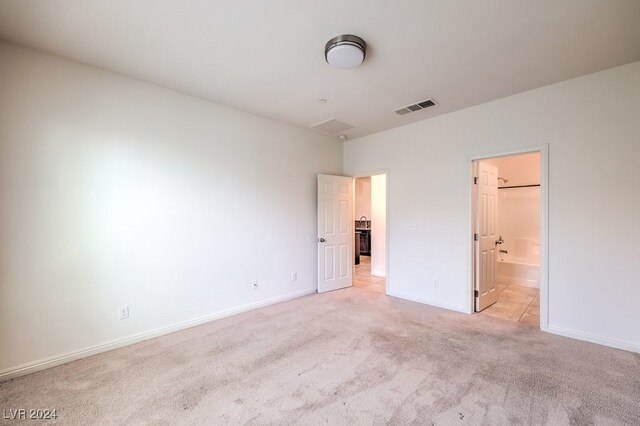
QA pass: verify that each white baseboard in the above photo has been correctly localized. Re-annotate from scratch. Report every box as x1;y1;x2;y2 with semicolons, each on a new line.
546;325;639;354
387;290;468;314
0;288;316;382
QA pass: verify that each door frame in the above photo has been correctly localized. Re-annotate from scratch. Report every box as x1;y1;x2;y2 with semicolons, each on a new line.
351;169;390;295
468;145;549;331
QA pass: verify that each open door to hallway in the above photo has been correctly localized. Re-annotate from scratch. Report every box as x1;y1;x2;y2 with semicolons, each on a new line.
317;174;353;293
353;174;387;292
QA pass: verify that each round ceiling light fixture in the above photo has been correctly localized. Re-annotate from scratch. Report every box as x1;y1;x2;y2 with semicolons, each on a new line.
325;34;366;69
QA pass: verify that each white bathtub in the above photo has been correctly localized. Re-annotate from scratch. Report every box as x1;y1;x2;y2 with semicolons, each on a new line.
497;255;539;288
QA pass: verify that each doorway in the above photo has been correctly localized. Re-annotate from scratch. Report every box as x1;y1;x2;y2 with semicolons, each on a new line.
471;149;547;328
354;174;387;292
316;173;388;294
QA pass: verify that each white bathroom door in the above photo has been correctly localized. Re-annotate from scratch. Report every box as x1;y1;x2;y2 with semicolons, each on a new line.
475;162;499;311
317;174;353;293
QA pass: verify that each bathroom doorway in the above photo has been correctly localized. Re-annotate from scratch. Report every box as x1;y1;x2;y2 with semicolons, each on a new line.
353;174;387;293
471;150;546;327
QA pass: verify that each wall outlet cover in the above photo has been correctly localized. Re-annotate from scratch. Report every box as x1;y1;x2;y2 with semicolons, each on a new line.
118;305;129;320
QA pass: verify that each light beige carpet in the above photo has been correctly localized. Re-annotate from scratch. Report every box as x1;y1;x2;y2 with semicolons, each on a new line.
1;282;639;425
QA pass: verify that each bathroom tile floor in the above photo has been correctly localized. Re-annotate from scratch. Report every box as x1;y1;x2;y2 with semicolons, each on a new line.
480;283;540;326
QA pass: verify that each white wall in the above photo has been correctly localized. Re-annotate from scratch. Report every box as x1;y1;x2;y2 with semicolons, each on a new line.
354;178;371;220
495;186;540;263
484;152;540;186
0;42;342;376
344;61;640;352
370;174;386;277
484;154;541;264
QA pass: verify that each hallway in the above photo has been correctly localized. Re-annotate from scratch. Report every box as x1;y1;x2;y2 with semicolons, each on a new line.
353;256;385;293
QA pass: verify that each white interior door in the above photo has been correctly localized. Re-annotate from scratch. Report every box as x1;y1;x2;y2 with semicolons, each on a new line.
318;174;353;293
475;162;499;311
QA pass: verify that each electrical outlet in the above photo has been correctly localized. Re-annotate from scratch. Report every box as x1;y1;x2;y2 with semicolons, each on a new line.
252;280;259;290
291;272;297;282
405;222;417;231
118;305;129;320
433;279;439;288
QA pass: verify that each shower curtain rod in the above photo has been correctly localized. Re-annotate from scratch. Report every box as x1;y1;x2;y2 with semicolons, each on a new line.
498;184;540;189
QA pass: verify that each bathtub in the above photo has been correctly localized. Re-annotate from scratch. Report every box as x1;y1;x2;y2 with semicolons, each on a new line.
497;254;539;288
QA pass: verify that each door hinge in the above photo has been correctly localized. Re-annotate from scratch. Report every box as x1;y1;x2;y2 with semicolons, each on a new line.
474;233;479;241
474;290;479;297
473;176;478;184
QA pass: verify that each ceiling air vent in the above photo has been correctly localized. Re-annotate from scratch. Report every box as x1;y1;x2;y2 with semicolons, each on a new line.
310;118;353;134
394;98;437;115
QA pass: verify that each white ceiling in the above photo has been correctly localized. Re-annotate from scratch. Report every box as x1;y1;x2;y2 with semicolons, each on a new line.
1;1;639;139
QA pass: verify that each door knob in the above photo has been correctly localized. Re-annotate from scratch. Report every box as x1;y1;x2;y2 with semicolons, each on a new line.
318;238;326;243
495;235;504;245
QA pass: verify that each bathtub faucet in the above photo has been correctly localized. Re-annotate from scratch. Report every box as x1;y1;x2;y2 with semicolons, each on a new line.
499;249;508;254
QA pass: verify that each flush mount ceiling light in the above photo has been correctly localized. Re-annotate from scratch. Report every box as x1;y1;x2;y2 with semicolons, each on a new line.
325;35;366;69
